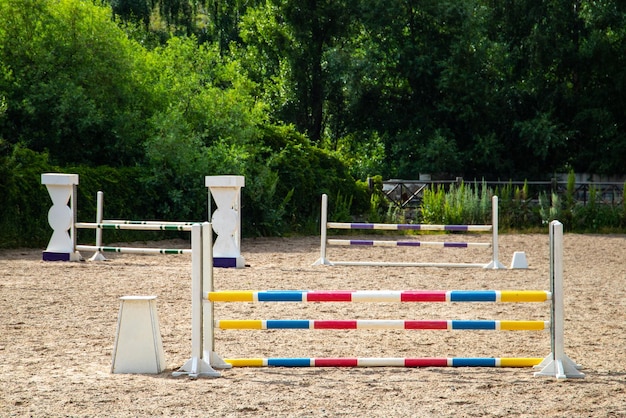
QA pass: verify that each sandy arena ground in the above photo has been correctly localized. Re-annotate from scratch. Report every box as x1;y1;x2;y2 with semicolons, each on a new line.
1;233;625;417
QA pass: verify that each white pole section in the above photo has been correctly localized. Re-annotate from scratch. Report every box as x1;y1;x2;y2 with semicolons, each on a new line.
89;191;107;261
203;222;231;370
312;194;331;265
484;195;505;269
534;220;584;379
173;224;221;378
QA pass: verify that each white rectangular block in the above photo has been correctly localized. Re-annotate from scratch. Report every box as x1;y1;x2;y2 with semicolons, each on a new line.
41;173;79;185
111;296;166;374
205;175;245;188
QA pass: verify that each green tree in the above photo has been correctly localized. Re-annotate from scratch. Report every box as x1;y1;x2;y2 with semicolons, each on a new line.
335;0;475;178
481;0;626;176
0;0;153;166
111;0;151;27
571;0;626;174
239;0;357;143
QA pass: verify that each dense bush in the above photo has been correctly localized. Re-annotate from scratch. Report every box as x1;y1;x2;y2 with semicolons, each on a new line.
0;0;153;166
0;144;55;248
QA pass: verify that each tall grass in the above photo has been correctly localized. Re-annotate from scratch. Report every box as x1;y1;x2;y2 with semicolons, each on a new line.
422;181;491;225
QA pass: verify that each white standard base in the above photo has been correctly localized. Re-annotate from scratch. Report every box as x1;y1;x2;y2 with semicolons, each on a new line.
311;257;334;266
172;351;231;378
172;357;222;379
534;353;585;379
111;296;166;374
89;252;107;262
510;251;528;269
483;259;506;269
204;351;233;370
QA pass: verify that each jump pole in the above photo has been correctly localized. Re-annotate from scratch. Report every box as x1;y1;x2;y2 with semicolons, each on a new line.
224;357;545;368
215;319;550;330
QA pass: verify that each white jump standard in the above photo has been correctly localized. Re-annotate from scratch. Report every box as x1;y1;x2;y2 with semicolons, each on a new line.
173;223;232;378
41;173;81;261
205;176;246;268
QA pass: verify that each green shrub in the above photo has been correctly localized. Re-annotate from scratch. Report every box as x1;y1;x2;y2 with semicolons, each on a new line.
0;144;55;248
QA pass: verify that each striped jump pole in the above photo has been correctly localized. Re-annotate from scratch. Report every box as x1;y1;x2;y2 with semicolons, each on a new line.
327;239;491;248
312;193;507;269
103;220;198;226
75;222;194;231
224;357;545;368
215;319;550;331
75;245;191;255
206;290;551;303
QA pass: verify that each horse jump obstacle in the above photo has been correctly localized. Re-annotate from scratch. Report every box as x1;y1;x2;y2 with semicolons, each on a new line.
41;173;245;267
181;220;582;379
313;193;511;268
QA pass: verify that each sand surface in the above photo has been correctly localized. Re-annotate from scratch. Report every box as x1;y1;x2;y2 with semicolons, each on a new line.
1;233;625;417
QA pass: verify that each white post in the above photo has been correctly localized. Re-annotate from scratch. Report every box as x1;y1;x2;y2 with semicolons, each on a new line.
312;193;332;265
89;191;107;261
71;183;77;255
534;220;584;379
173;223;221;378
202;222;231;370
205;176;245;268
484;195;505;269
42;173;82;261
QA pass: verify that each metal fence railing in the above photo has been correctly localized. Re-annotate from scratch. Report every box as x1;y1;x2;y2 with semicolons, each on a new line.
380;178;625;208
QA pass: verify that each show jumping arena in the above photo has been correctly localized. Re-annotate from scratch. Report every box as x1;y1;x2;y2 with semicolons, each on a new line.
2;223;626;415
